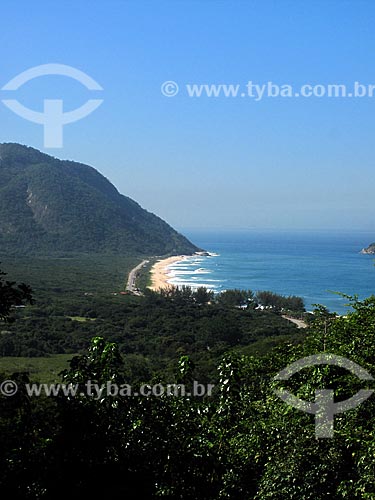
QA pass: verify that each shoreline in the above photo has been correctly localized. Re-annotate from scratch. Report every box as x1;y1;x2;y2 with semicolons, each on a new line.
148;255;190;290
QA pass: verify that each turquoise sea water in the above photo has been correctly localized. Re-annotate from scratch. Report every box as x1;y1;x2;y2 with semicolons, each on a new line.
168;229;375;314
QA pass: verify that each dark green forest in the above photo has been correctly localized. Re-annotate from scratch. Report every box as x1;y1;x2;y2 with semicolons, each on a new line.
1;259;375;499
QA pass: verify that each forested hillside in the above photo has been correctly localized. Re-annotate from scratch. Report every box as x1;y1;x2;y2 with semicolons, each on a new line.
0;143;199;255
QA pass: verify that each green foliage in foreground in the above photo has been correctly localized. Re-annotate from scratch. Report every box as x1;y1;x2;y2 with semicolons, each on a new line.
1;297;375;499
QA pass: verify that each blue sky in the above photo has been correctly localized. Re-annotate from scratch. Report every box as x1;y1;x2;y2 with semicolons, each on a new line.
1;0;375;231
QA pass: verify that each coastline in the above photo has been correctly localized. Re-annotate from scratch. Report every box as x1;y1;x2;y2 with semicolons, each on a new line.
148;255;190;290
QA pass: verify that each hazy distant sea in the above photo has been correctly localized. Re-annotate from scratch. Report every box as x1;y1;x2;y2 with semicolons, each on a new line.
167;229;375;314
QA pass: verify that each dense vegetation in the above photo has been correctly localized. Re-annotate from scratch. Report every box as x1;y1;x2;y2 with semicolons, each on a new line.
0;143;199;255
0;258;303;384
0;267;33;321
1;263;375;498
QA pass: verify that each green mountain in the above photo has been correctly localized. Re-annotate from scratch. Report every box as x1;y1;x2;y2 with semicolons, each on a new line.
0;143;200;256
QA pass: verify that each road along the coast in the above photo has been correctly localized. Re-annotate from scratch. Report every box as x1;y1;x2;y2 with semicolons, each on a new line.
126;259;149;294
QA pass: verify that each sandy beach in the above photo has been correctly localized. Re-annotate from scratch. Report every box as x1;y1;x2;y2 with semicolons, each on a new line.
148;255;189;290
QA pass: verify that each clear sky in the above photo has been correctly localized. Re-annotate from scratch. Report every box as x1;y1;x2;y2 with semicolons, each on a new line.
1;0;375;231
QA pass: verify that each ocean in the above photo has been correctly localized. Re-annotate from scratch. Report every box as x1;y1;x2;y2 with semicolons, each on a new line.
167;229;375;314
